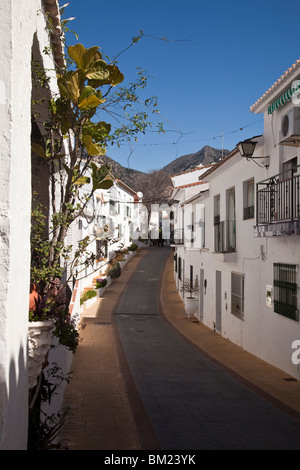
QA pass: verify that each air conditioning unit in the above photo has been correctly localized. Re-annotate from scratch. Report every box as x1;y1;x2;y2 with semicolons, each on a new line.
279;107;300;145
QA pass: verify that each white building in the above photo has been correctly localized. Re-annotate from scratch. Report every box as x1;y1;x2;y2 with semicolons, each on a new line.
173;60;300;380
0;0;64;450
0;0;144;449
68;176;142;298
170;165;212;245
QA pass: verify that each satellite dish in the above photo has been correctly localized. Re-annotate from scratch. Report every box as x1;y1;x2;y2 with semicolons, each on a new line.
137;191;143;198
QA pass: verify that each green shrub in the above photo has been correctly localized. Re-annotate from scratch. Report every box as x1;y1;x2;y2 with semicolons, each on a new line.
95;278;107;289
80;289;97;306
107;262;121;279
128;243;138;251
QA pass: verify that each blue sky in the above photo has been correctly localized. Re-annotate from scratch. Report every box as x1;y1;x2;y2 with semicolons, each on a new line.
62;0;300;173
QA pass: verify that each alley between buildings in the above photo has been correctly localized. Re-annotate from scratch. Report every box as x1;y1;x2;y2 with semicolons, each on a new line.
61;246;300;450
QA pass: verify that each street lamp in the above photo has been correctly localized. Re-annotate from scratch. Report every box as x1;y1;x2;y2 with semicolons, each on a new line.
237;140;269;168
237;140;257;158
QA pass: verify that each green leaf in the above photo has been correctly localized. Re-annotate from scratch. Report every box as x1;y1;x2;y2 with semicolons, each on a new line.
57;77;69;99
83;134;104;156
89;162;113;190
82;46;101;69
68;44;86;68
82;121;111;141
67;69;84;103
78;93;105;110
106;65;124;86
94;179;114;190
61;116;71;135
73;176;91;185
78;85;95;102
68;44;102;70
31;143;47;159
86;60;110;81
94;144;106;155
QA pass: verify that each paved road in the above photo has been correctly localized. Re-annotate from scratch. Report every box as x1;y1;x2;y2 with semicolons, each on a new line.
115;247;300;450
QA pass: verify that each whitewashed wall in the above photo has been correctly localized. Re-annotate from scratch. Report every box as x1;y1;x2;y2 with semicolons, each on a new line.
0;0;60;450
175;133;300;379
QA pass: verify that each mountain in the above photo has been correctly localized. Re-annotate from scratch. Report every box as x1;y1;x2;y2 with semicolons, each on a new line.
96;145;229;200
95;154;147;191
161;145;229;176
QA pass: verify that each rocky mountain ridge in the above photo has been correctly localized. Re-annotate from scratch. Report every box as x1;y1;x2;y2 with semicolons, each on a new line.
97;145;228;194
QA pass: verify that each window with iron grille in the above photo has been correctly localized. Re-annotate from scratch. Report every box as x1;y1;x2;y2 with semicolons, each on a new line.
273;263;298;321
231;272;244;319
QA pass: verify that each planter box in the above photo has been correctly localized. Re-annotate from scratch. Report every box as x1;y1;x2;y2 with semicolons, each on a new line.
97;287;106;298
28;320;55;389
105;275;113;288
184;297;197;319
83;295;97;310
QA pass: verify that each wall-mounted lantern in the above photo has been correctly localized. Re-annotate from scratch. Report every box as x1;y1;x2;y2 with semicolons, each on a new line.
237;140;269;168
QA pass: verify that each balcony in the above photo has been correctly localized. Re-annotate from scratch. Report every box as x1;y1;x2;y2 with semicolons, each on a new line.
255;169;300;237
214;220;236;253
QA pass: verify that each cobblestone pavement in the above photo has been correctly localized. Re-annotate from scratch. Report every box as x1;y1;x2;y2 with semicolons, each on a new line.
115;247;300;450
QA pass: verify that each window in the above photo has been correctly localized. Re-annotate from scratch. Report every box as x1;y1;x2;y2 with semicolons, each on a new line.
227;188;236;251
243;178;255;219
214;195;220;225
274;263;298;321
190;265;193;289
231;272;244;318
191;212;195;246
178;256;182;280
118;223;123;237
197;204;205;248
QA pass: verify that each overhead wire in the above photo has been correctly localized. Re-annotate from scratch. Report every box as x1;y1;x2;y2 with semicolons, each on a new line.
130;118;264;147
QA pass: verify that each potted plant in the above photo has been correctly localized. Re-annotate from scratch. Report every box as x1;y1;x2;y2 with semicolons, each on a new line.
180;277;199;319
80;289;97;307
128;243;138;252
95;277;107;297
106;261;121;279
28;278;79;389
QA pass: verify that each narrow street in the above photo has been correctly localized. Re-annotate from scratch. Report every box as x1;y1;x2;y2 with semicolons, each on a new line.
115;246;300;450
61;246;300;450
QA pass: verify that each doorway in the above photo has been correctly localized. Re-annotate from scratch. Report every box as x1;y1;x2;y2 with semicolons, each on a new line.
215;270;222;333
198;268;204;321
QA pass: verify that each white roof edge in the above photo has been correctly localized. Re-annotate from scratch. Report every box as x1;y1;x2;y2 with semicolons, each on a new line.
250;59;300;114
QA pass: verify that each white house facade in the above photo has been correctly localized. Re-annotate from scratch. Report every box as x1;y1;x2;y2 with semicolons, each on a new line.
173;60;300;380
0;0;64;450
69;176;142;297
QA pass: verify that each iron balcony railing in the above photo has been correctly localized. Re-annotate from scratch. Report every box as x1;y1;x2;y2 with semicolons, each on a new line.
256;167;300;225
214;220;236;253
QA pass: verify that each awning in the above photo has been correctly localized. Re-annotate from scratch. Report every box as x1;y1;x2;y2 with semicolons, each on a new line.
268;81;300;114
